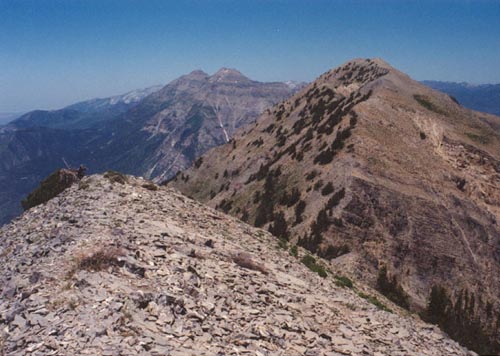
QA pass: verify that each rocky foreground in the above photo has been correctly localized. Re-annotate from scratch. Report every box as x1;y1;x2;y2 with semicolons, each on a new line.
0;174;474;355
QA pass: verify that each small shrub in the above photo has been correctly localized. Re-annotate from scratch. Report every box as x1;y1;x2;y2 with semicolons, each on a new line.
314;148;335;165
420;131;427;140
321;182;334;196
322;244;350;259
71;247;124;275
280;187;300;207
104;170;128;185
376;266;410;310
313;180;324;191
326;188;345;210
268;211;289;241
241;209;249;222
301;254;327;278
194;156;203;168
357;292;392;313
465;132;490;145
78;181;90;190
413;94;447;116
334;275;354;289
142;182;158;191
306;170;318;181
277;239;288;250
294;200;306;224
289;245;298;257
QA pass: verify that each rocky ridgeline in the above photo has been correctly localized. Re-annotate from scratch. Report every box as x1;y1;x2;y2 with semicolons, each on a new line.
0;174;474;355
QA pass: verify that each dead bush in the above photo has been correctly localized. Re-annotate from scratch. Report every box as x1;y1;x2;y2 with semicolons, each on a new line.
69;246;124;276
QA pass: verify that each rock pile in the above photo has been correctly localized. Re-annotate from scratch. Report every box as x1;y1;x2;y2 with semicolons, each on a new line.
0;175;474;355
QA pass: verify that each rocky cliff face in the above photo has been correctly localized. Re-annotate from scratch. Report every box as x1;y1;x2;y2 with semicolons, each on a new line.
169;58;500;354
0;174;474;355
91;69;303;181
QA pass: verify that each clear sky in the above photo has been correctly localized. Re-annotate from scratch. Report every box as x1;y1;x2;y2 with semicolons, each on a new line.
1;0;499;112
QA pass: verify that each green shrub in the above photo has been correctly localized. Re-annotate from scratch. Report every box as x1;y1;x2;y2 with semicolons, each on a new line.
357;292;392;313
269;211;289;241
421;286;499;355
413;94;447;116
78;181;90;190
104;170;128;184
465;132;490;145
142;182;158;191
289;245;298;257
334;275;354;289
301;254;327;278
294;200;306;224
321;182;334;196
376;266;410;310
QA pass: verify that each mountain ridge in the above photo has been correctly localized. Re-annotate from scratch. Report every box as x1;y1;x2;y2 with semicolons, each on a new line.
0;173;475;355
422;80;500;116
169;58;500;354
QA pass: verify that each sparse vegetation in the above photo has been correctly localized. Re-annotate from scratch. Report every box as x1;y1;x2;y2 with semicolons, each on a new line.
376;266;410;310
289;245;298;257
465;132;490;144
194;156;203;168
69;246;124;276
300;254;327;278
421;285;499;355
104;170;128;184
280;187;300;207
305;170;318;181
357;291;392;313
321;182;334;196
268;211;289;241
413;94;447;116
294;200;306;225
142;182;158;191
322;244;350;259
334;275;354;289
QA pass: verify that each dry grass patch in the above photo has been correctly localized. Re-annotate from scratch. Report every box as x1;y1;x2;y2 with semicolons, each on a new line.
68;246;124;277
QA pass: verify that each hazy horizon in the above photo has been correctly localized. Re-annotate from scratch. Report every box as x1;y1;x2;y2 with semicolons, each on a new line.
1;0;500;112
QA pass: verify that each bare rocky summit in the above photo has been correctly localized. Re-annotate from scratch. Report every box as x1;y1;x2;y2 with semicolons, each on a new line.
169;58;500;353
0;174;474;355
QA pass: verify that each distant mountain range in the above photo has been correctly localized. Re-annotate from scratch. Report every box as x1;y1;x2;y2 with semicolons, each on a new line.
0;70;303;225
422;80;500;116
10;85;162;130
0;112;25;126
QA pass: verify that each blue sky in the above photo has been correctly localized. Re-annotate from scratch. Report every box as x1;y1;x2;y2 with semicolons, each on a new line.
1;0;499;112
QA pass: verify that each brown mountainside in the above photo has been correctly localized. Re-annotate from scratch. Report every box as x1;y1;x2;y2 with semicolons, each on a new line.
169;58;500;353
